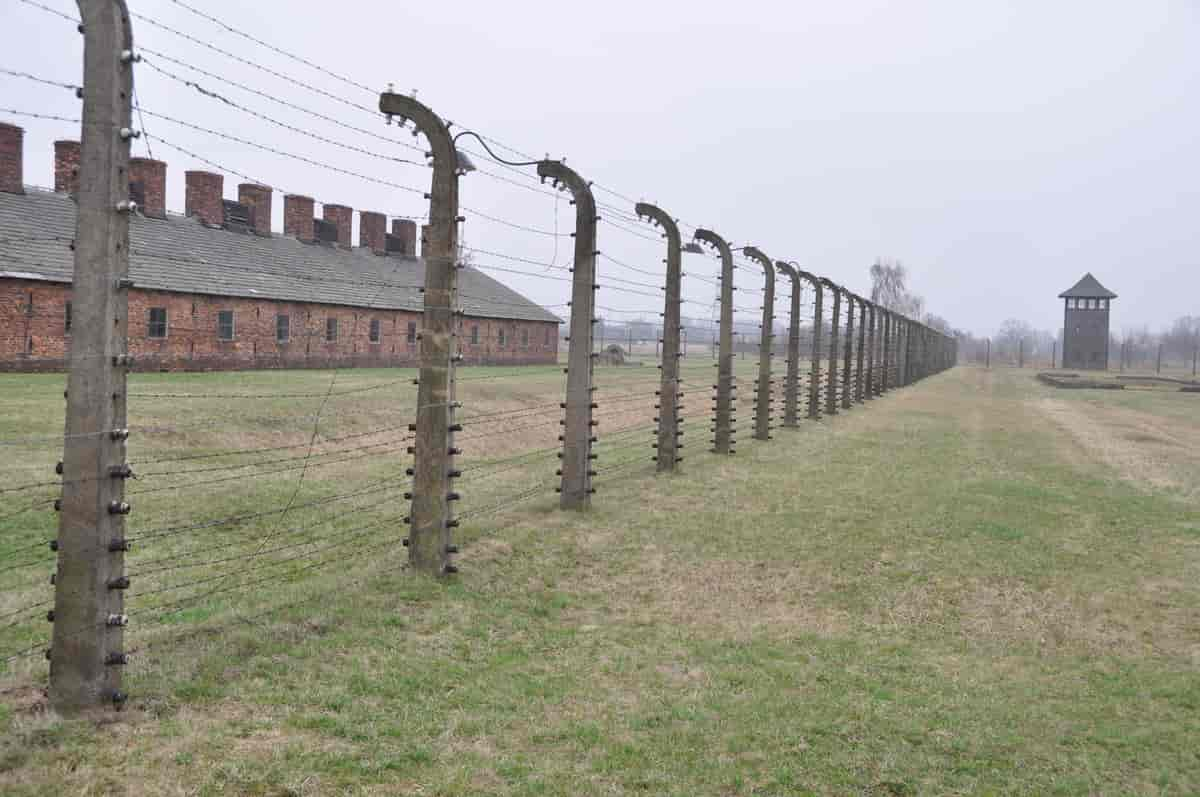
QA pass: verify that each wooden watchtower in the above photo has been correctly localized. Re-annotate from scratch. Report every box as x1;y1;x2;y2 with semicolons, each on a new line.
1060;273;1116;370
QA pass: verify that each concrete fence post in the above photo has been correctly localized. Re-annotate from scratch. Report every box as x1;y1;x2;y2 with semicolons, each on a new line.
802;272;823;417
916;325;925;381
865;301;877;399
50;0;135;714
538;160;596;510
909;322;918;383
694;229;735;454
635;203;683;473
379;91;462;578
822;279;841;415
743;247;775;441
841;292;855;410
854;296;867;403
907;321;916;384
880;310;892;393
775;261;802;428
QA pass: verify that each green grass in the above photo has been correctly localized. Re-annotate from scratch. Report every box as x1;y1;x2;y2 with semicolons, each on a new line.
2;364;1198;794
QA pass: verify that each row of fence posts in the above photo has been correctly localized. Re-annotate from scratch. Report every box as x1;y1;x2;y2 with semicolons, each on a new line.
45;1;955;713
983;339;1199;374
1118;341;1199;376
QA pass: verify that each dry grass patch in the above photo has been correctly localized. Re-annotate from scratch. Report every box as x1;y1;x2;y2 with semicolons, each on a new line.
577;553;851;641
1036;396;1200;498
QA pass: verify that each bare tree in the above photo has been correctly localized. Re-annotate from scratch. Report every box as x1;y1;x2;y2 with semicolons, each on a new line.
923;313;953;335
869;257;925;318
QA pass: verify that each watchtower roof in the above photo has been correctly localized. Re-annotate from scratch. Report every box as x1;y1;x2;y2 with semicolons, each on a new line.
1059;272;1117;299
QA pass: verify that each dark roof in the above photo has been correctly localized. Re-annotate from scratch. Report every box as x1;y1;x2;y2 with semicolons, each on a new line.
1058;272;1117;299
0;188;560;324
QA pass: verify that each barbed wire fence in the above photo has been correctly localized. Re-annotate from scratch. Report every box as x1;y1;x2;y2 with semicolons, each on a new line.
0;0;956;713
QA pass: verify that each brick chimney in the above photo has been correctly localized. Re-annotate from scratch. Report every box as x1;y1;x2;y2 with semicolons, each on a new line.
128;157;166;218
238;183;272;235
0;123;23;194
360;211;386;254
53;140;80;195
284;194;315;242
184;170;224;226
322;204;352;247
391;219;417;256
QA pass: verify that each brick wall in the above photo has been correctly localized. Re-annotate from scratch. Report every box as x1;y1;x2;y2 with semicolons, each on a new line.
0;279;559;372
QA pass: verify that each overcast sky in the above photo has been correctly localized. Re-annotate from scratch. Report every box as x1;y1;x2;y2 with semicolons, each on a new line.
4;0;1196;336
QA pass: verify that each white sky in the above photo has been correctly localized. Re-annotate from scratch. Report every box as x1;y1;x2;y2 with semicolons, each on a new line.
4;0;1197;336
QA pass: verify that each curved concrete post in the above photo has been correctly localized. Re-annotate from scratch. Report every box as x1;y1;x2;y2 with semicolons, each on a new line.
916;324;925;381
841;288;855;410
51;0;135;714
775;262;803;428
879;309;892;393
743;247;775;441
539;160;597;510
854;294;867;403
797;270;823;419
379;91;461;577
865;300;877;399
635;203;683;473
821;278;841;416
695;229;735;455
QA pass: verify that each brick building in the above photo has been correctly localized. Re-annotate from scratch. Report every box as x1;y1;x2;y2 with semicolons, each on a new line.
0;122;559;372
1059;272;1116;370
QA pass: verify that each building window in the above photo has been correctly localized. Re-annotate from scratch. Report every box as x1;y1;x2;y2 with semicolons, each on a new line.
1099;299;1107;310
147;307;168;339
217;310;235;340
326;317;338;342
521;328;529;347
498;328;506;348
470;325;479;345
545;326;550;345
406;321;417;345
1089;299;1098;309
276;314;290;343
369;318;381;343
64;301;72;334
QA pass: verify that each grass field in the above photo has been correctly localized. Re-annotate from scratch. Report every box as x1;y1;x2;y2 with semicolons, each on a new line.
2;363;1199;795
